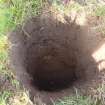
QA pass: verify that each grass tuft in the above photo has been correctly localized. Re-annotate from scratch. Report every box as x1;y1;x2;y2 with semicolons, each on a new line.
0;91;12;105
0;0;43;35
54;92;93;105
94;5;105;17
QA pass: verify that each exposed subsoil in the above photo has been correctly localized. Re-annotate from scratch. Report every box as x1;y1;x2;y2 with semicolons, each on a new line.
9;11;105;105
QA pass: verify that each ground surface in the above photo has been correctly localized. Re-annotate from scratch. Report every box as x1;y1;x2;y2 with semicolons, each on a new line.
9;6;105;105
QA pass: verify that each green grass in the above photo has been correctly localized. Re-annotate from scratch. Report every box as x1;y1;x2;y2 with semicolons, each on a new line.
95;5;105;17
93;5;105;37
0;35;8;74
55;95;93;105
0;91;12;105
52;1;82;14
0;35;18;105
54;86;105;105
0;0;43;36
0;0;43;105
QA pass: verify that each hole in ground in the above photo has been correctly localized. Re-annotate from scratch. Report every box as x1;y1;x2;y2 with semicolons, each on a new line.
9;15;83;93
27;51;78;92
32;74;77;92
31;67;77;92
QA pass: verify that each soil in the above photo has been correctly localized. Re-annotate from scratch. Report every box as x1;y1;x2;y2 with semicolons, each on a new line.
9;11;105;105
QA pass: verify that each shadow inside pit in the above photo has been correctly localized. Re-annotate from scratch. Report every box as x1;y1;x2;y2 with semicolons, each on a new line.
9;12;104;104
25;15;79;92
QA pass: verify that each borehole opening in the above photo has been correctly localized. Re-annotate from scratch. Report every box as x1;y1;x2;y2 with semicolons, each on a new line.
26;51;78;92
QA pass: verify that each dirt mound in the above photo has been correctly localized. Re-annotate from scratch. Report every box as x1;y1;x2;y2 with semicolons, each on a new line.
9;12;105;104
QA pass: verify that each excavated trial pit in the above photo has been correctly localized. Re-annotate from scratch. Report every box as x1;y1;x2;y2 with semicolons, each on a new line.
9;12;102;104
9;14;82;92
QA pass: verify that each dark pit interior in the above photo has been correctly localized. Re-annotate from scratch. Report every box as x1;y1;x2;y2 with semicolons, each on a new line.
27;45;77;91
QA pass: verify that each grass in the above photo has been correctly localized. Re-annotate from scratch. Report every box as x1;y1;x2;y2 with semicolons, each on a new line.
0;0;43;36
9;0;42;25
55;95;93;105
94;5;105;17
0;91;12;105
54;86;105;105
93;5;105;37
0;34;21;105
51;1;82;15
0;0;43;105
